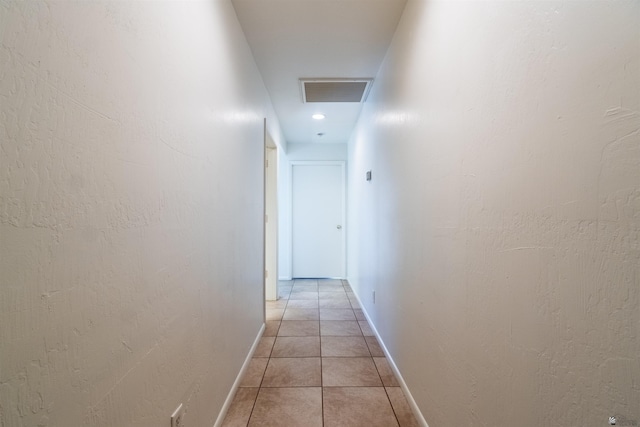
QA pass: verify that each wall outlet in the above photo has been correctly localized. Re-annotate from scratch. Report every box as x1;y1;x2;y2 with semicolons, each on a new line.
608;416;639;426
372;290;376;304
171;403;185;427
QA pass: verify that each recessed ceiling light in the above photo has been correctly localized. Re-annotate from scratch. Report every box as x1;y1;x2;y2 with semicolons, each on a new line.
312;113;325;120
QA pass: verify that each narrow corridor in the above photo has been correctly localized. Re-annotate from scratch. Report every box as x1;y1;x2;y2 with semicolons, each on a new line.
221;279;419;426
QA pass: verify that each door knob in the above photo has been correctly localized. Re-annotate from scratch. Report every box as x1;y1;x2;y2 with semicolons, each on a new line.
336;225;342;230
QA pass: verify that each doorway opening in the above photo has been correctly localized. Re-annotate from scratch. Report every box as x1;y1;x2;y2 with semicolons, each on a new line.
264;123;279;302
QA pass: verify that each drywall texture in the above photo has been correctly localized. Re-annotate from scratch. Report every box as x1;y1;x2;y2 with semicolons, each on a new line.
0;1;278;426
348;1;640;426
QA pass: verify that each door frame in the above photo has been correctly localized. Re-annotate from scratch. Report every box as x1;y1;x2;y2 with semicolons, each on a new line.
264;120;278;301
289;160;346;279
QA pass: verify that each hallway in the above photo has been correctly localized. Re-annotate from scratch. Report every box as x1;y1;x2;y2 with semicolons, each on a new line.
221;279;418;426
1;1;638;425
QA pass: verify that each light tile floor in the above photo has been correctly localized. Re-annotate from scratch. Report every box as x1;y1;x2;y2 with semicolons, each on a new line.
222;279;419;427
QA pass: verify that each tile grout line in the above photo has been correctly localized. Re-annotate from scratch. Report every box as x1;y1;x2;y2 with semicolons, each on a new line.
313;280;326;426
345;278;403;426
245;387;259;427
249;282;289;426
248;297;281;426
347;278;399;424
382;384;403;426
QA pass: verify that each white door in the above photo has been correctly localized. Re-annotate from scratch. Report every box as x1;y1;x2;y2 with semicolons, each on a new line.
291;162;345;278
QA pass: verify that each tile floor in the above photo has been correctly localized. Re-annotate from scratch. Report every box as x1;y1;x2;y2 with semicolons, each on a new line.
221;279;419;427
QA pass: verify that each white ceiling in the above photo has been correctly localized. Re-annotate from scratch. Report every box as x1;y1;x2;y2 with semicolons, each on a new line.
232;0;407;145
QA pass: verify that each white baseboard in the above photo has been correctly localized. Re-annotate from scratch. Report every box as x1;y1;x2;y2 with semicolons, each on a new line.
213;323;265;427
349;288;430;427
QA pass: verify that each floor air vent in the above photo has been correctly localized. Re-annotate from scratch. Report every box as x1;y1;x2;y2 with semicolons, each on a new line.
300;78;373;103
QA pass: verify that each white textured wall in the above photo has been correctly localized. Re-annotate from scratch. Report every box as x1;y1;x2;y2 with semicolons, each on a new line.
348;1;640;425
278;143;347;279
0;1;279;426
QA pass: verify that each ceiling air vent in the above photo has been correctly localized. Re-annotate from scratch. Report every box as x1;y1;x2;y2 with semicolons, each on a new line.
300;78;373;103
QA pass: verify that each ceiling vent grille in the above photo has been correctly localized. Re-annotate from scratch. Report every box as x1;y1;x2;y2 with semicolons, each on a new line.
300;78;373;103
